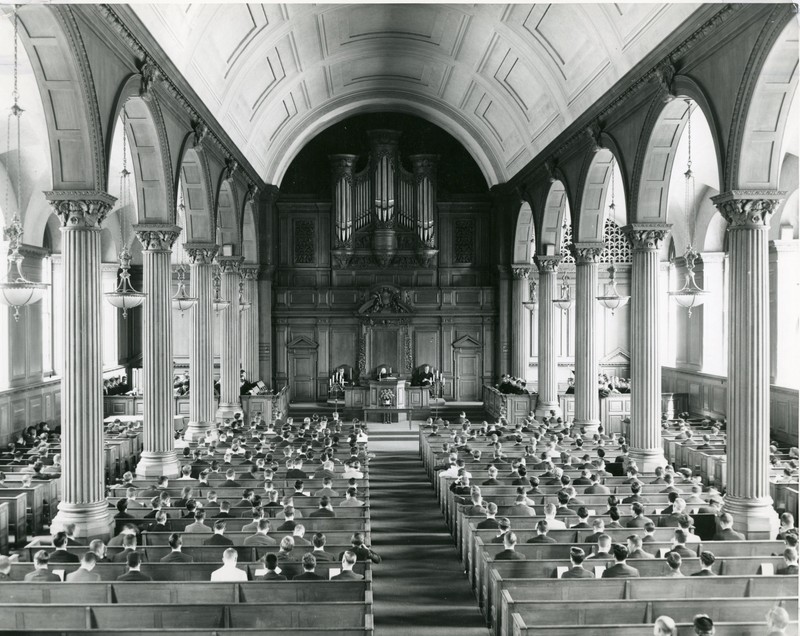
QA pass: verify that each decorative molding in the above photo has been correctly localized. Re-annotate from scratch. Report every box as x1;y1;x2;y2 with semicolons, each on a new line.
184;242;218;265
192;120;209;149
134;224;181;251
623;223;671;251
223;158;239;184
711;191;785;229
358;286;412;315
653;58;677;103
585;121;604;153
45;191;117;229
570;242;604;263
534;255;561;273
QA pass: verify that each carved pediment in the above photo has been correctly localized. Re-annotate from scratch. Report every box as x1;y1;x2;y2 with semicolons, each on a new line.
286;335;319;350
452;335;482;349
357;285;413;315
600;347;630;365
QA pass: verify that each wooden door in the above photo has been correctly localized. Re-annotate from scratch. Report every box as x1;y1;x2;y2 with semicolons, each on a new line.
290;352;317;402
454;351;481;401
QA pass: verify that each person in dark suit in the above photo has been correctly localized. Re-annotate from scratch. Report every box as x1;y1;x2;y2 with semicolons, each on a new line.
583;519;606;544
626;502;653;528
777;547;799;575
527;519;556;543
584;473;611;495
65;552;101;582
561;547;593;578
587;535;613;560
204;520;234;546
712;513;745;541
494;531;525;560
220;468;241;488
664;551;684;577
666;528;695;558
112;534;144;564
690;551;717;576
601;543;640;578
626;534;654;559
146;510;173;534
310;496;336;518
293;553;325;580
276;506;297;532
344;533;381;564
116;552;152;581
259;553;287;581
24;550;61;581
477;503;501;529
234;489;256;512
48;532;80;564
310;533;337;562
331;551;364;581
570;507;591;529
621;481;648;505
641;522;657;543
244;519;276;546
160;533;194;563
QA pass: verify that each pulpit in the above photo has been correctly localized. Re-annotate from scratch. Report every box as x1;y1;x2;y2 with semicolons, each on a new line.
363;378;411;423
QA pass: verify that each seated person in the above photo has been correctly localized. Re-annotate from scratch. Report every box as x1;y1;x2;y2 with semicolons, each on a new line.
413;364;435;387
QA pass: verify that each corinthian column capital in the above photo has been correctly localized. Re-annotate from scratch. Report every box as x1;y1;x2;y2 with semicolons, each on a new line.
135;224;181;252
45;191;117;229
512;266;531;280
623;223;671;251
216;255;243;274
534;255;561;273
571;242;604;263
241;266;260;281
185;243;219;264
711;191;785;229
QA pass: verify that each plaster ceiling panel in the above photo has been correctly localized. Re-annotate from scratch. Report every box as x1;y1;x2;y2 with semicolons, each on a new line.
329;55;444;95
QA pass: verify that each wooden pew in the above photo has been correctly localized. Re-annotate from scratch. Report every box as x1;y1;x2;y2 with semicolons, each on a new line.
0;492;27;547
495;575;797;636
510;614;797;636
0;501;8;555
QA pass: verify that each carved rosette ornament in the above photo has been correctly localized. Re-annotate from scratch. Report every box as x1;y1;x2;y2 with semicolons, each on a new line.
711;191;785;229
135;225;181;252
185;243;218;265
570;243;604;263
534;255;561;273
623;224;671;251
216;256;243;274
46;191;117;229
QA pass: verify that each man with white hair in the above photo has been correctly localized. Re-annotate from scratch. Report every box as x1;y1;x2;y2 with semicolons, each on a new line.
210;547;247;581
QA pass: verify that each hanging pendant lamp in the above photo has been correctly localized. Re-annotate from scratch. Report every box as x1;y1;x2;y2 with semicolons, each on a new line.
595;159;629;315
552;272;573;312
212;265;230;313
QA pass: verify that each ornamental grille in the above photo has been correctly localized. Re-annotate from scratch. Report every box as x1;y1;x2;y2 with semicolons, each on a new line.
600;219;632;263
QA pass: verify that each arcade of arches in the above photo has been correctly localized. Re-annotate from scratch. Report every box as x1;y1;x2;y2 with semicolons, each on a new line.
0;3;798;633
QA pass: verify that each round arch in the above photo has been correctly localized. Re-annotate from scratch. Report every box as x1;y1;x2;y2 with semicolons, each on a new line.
513;201;535;264
537;180;570;255
268;92;501;188
732;17;798;190
108;76;175;227
632;78;725;224
241;197;258;264
175;139;216;244
215;178;240;254
17;5;105;192
575;147;628;243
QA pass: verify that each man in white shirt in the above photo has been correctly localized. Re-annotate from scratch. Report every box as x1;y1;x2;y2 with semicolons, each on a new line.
210;547;248;582
543;503;567;530
342;461;364;480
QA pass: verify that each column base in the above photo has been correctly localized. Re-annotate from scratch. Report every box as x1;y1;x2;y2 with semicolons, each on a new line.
136;450;181;479
628;446;667;473
723;495;780;540
184;420;214;442
52;500;114;541
216;402;243;422
573;419;600;435
535;402;561;419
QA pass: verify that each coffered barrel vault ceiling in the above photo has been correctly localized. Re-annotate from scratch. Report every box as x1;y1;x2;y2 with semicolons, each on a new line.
132;3;701;187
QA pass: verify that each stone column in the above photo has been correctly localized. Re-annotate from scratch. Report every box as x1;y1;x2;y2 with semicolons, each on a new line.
46;191;115;539
572;243;604;433
216;256;244;419
184;243;217;442
534;255;561;418
241;266;260;382
624;224;670;472
258;266;275;387
497;266;511;381
134;224;181;478
511;267;531;380
713;191;782;538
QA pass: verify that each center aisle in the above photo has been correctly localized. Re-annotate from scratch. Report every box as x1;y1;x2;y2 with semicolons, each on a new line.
368;449;489;636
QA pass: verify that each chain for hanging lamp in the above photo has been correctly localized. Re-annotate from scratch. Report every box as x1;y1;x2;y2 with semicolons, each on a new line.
0;7;49;322
172;263;197;314
105;116;146;318
522;278;537;314
552;272;573;312
212;264;230;313
595;159;630;315
669;99;709;317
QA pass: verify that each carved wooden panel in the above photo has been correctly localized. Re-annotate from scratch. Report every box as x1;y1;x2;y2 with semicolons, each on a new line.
293;219;316;264
453;218;476;264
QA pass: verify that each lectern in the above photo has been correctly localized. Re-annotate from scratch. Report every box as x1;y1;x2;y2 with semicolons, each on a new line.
363;377;410;423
